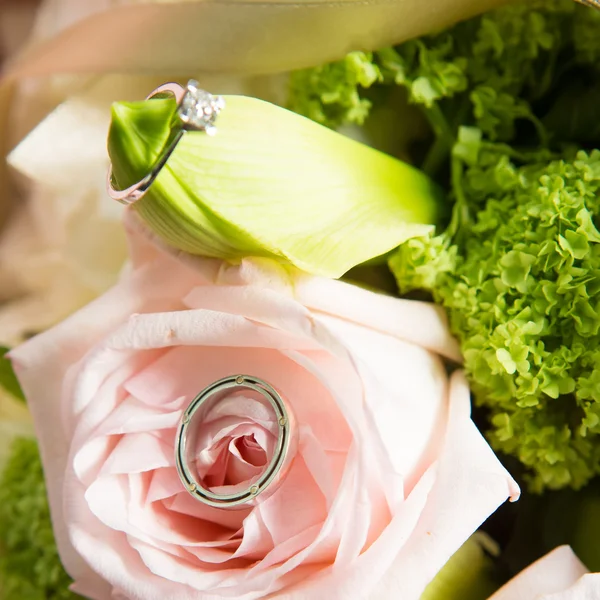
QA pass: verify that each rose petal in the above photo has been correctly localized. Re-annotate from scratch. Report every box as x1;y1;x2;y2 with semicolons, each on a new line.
295;276;462;362
488;546;590;600
98;432;175;476
314;313;448;499
164;492;249;531
544;574;600;600
257;454;328;547
107;310;322;353
368;370;519;598
276;349;383;570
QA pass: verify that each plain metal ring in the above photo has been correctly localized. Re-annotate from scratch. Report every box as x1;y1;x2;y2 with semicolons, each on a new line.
106;80;224;206
175;375;297;509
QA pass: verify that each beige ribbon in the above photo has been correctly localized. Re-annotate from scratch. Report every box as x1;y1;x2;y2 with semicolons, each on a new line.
0;0;510;221
6;0;509;78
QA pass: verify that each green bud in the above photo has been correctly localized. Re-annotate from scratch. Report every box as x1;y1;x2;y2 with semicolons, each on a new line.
108;94;442;277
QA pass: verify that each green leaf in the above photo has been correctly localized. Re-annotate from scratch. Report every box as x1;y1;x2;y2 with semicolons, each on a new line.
108;96;443;278
510;482;600;576
0;347;25;403
421;534;501;600
567;485;600;571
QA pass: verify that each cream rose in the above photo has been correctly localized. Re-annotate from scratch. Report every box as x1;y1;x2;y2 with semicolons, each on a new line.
12;217;518;599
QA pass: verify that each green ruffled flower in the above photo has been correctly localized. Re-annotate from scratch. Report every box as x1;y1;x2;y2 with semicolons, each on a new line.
393;148;600;492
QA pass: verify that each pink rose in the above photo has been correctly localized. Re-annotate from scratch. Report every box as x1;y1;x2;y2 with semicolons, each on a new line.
12;217;518;599
489;546;599;600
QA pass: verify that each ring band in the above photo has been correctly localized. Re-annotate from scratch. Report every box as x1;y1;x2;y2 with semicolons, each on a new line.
175;375;297;509
107;79;225;206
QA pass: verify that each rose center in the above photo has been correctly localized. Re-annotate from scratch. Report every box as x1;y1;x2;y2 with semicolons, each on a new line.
234;434;268;467
189;392;278;492
202;433;269;489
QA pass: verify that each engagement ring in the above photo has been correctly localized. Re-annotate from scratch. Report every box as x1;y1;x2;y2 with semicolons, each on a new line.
107;80;224;205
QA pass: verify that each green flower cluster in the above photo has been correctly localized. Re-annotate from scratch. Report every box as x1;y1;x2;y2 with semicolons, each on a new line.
288;51;382;128
394;146;600;492
289;0;600;490
0;438;78;600
289;1;599;134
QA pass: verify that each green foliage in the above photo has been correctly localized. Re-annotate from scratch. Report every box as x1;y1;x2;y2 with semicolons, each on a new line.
288;0;578;139
393;148;600;492
0;438;78;600
421;533;501;600
288;51;382;127
289;0;600;491
573;3;600;65
0;348;25;403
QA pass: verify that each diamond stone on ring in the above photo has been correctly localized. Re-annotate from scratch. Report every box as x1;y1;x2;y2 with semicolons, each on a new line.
106;80;224;206
175;375;298;510
178;83;225;135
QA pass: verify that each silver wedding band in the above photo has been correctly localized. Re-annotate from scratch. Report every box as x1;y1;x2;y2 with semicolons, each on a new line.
175;375;297;509
106;79;224;206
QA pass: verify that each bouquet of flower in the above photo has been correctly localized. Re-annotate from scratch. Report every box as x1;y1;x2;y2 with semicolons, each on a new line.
1;0;599;598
